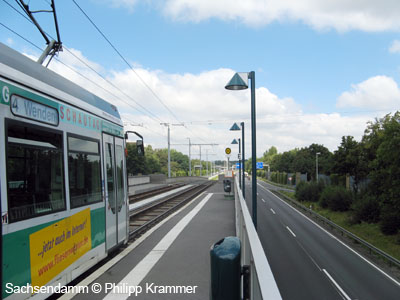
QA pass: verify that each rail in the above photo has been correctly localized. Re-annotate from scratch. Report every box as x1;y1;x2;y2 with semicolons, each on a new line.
130;181;214;239
234;176;282;300
271;189;400;269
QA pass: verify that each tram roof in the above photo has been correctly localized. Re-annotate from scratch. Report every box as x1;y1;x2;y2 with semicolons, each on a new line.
0;43;121;120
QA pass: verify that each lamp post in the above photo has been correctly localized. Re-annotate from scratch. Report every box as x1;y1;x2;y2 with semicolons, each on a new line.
316;152;321;182
226;71;257;229
231;138;241;190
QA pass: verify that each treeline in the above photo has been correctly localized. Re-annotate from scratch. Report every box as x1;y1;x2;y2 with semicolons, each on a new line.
126;143;218;177
261;112;400;236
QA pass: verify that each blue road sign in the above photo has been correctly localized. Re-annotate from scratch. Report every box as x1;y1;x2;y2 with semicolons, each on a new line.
256;162;264;169
236;163;243;169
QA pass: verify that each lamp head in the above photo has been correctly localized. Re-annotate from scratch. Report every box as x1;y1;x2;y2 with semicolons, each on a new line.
225;72;248;90
230;123;241;131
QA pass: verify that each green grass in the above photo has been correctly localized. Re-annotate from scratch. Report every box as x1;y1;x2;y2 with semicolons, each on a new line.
209;175;219;181
297;200;400;261
280;190;295;200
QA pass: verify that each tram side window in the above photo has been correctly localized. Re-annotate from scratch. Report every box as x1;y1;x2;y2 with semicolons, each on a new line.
6;122;65;222
68;136;102;208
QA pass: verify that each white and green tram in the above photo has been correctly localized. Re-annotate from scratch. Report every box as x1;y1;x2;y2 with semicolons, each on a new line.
0;43;129;299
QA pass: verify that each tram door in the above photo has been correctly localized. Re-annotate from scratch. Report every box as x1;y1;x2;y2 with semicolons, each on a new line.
103;133;127;251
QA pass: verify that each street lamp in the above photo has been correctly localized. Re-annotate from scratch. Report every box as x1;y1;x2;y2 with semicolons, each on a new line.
226;71;257;229
231;138;240;177
316;152;321;182
230;123;245;197
231;134;242;190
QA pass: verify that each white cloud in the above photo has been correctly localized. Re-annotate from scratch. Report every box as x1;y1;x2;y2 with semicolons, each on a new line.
25;46;378;159
389;40;400;53
336;76;400;110
110;0;400;32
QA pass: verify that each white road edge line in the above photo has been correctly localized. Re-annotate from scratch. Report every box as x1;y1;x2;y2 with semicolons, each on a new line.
323;269;352;300
257;182;400;287
286;226;296;237
103;193;213;300
58;192;208;300
270;208;276;215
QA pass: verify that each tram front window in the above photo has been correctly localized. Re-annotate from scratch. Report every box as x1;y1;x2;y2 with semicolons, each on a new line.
68;136;102;208
6;122;65;222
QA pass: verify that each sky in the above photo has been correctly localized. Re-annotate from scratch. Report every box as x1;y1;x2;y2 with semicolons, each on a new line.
1;0;400;161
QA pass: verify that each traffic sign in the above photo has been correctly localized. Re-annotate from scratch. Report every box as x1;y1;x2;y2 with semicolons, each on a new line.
256;162;264;169
225;147;231;155
236;163;243;169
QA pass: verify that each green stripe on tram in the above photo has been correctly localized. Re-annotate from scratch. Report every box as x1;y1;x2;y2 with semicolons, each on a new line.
0;79;59;108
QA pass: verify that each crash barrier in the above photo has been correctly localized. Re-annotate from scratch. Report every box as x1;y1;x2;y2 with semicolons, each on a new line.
210;175;282;299
234;175;282;300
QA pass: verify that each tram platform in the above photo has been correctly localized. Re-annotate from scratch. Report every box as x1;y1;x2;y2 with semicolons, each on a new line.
64;181;235;300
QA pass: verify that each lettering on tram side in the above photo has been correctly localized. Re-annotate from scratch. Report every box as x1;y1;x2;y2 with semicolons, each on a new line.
2;85;10;103
29;208;92;287
10;95;58;126
59;104;100;131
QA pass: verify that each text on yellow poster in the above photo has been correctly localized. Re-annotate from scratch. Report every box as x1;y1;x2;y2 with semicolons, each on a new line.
29;208;92;287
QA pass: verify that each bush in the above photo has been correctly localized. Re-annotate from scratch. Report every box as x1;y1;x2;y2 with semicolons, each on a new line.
257;170;266;178
175;170;187;177
380;205;400;235
295;181;323;202
351;193;380;224
319;186;352;211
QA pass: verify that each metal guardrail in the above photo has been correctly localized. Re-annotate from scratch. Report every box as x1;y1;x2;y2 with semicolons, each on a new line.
271;189;400;269
234;176;282;300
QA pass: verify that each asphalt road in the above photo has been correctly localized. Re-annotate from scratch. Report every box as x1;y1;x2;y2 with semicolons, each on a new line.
244;179;400;300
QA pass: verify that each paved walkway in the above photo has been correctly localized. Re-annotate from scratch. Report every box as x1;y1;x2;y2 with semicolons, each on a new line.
71;181;235;300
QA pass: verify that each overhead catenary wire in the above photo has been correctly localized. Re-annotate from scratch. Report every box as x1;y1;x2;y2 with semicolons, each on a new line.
71;0;182;123
3;0;217;145
3;0;164;124
61;46;163;123
70;0;212;144
0;21;167;139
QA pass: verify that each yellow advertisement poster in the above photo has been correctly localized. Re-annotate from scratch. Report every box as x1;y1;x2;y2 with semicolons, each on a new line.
29;208;92;287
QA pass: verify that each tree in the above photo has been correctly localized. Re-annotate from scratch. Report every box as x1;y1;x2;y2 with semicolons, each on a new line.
263;146;278;165
143;146;161;174
126;144;161;175
126;142;146;175
364;112;400;234
290;145;332;180
271;150;296;173
333;136;368;192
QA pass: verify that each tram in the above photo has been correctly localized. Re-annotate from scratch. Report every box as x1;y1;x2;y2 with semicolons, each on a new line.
0;43;128;299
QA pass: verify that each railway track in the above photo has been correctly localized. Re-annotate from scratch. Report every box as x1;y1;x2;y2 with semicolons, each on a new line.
129;183;185;203
129;181;215;239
